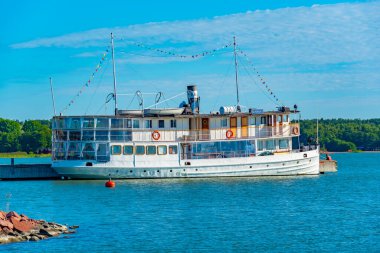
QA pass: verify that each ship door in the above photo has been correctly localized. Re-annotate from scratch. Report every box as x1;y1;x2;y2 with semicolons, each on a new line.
230;117;237;138
241;116;248;138
201;118;209;140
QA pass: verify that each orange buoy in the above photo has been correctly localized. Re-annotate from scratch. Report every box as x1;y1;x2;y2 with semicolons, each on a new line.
105;179;115;188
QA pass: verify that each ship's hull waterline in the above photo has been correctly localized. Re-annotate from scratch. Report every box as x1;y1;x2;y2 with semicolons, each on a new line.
53;150;319;179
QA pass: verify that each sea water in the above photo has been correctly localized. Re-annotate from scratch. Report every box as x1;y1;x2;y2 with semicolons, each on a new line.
0;153;379;252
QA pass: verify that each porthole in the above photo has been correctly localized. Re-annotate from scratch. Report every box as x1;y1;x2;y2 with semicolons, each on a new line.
183;169;186;171
297;161;300;164
195;169;198;171
250;166;252;168
282;163;285;166
170;170;172;172
157;170;160;173
144;170;146;173
266;164;269;167
130;170;133;173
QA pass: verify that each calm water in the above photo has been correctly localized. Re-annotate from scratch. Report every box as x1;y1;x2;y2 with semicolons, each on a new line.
0;153;379;252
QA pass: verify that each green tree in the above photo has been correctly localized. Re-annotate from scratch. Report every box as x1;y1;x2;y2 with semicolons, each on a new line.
0;118;22;152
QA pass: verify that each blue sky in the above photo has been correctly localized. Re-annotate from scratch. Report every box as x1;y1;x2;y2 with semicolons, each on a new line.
1;0;379;120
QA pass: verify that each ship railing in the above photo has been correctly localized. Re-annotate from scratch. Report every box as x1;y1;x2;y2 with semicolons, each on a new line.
52;124;300;143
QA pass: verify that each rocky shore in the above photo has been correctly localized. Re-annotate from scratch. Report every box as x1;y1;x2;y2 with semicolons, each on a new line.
0;211;77;244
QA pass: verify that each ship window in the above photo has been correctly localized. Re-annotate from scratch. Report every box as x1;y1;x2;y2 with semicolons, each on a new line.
123;145;133;155
157;145;167;155
145;120;152;129
82;143;95;160
249;117;256;126
260;117;266;125
284;115;289;122
279;139;289;149
96;130;109;141
221;118;228;127
258;140;264;151
169;145;178;154
55;130;67;141
53;142;66;160
54;118;65;129
266;139;275;150
83;118;94;128
68;118;81;129
67;142;81;160
135;145;145;155
146;146;156;155
111;145;122;155
110;131;124;141
170;119;177;128
69;131;81;141
111;119;123;129
277;115;282;123
82;130;94;141
158;120;165;128
96;118;109;129
133;119;140;128
97;143;110;162
124;119;132;128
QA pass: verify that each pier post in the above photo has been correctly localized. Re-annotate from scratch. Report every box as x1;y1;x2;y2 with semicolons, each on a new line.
11;158;15;166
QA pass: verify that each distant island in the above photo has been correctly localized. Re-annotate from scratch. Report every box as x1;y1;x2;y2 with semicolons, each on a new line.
0;117;379;157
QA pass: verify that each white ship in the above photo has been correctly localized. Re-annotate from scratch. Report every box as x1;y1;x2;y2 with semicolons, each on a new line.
51;35;319;179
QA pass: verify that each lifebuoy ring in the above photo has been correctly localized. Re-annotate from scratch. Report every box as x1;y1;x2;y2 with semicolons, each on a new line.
292;126;299;135
152;130;160;140
226;130;234;139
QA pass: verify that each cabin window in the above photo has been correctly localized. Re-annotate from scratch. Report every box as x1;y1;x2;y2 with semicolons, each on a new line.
82;143;95;160
146;146;156;155
111;145;122;155
123;145;133;155
82;130;94;141
221;118;228;127
260;117;266;125
277;115;282;123
124;119;132;128
170;119;177;128
284;115;289;122
111;119;123;129
145;120;152;129
97;143;110;162
110;131;124;141
158;120;165;128
96;130;109;141
55;130;67;141
135;145;145;155
266;139;275;150
67;143;81;160
53;142;66;160
157;145;167;155
279;139;289;149
69;131;81;141
96;118;109;129
169;145;178;154
258;140;264;151
249;117;256;126
133;119;140;128
83;118;94;128
68;118;81;129
55;118;65;129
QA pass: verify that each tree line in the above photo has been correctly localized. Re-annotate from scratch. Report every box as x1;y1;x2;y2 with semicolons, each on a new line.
0;117;379;153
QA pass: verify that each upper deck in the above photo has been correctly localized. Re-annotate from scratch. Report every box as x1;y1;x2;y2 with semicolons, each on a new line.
52;111;299;143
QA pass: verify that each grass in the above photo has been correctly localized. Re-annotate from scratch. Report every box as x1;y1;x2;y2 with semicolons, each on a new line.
0;152;51;158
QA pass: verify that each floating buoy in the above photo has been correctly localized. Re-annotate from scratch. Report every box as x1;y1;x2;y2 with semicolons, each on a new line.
105;179;115;188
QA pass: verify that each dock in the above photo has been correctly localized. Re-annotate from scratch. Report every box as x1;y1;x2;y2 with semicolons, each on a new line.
0;158;58;180
319;159;338;173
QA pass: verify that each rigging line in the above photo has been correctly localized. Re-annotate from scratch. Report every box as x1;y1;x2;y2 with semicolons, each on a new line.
237;49;284;106
238;54;280;106
85;57;110;115
125;93;137;110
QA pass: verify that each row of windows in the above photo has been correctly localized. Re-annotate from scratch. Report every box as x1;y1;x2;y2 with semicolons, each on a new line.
111;145;178;156
54;118;177;130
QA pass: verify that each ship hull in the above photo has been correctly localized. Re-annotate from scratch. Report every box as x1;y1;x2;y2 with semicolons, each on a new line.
52;149;319;179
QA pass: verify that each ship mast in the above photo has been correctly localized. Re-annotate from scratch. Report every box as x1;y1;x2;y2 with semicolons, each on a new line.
111;33;118;115
233;36;240;108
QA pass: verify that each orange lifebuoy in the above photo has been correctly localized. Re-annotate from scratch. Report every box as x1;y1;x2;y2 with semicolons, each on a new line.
292;126;299;135
152;130;160;140
226;130;234;139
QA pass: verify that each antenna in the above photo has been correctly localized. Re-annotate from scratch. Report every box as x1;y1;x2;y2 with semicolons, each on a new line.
49;77;57;116
233;36;240;107
111;33;118;115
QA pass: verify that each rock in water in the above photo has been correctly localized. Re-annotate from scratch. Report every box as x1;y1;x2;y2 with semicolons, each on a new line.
0;210;77;244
